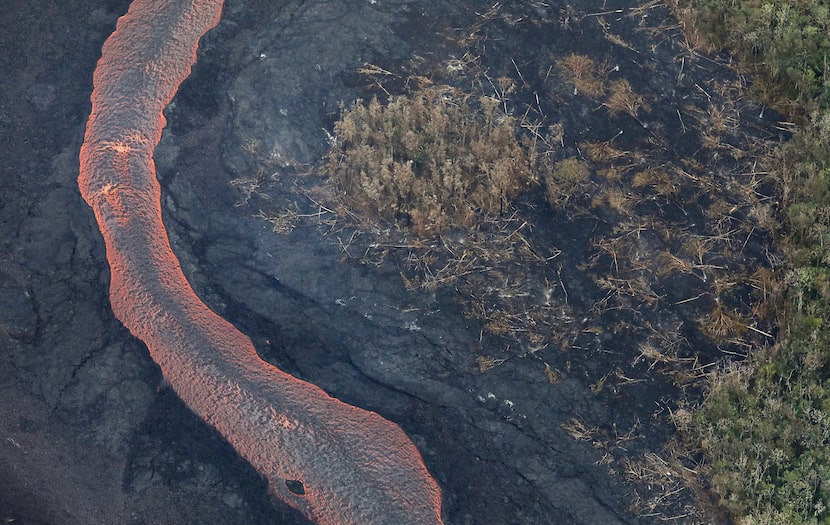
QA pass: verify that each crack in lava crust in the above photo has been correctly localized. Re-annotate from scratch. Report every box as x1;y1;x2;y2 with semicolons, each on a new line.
78;1;444;523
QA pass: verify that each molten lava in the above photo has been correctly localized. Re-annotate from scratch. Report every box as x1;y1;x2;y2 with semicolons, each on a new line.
78;1;444;523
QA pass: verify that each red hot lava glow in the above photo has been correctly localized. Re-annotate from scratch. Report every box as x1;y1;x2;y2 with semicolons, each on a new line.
78;1;444;523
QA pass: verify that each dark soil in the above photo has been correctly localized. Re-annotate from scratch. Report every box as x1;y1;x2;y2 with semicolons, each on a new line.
1;0;785;524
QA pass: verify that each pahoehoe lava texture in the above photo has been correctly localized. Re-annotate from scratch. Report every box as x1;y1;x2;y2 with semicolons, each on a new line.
77;0;444;523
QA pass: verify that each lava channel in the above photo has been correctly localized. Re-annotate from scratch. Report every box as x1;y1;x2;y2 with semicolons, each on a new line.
78;1;444;523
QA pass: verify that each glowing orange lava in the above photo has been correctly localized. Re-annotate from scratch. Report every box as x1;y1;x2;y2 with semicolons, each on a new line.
78;1;444;523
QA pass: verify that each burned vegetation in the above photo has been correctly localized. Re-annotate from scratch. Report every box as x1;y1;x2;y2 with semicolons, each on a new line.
236;2;788;522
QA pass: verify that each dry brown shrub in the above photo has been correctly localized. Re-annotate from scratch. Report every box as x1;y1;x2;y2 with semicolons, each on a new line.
701;304;748;341
605;79;650;119
544;157;590;209
663;0;718;53
580;140;629;163
592;187;639;215
632;169;677;197
558;54;606;98
324;87;537;236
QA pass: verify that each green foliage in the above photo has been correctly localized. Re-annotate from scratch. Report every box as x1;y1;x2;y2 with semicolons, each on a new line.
323;87;536;236
681;0;830;107
695;327;830;524
677;1;830;523
783;109;830;264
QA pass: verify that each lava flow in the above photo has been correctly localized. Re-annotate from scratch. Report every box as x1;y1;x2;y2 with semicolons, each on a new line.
78;1;444;523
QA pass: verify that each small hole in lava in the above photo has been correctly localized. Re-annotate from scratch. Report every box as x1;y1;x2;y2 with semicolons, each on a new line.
285;479;305;495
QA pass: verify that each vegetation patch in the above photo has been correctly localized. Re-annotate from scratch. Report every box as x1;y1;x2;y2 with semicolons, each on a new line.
670;0;830;110
544;157;590;210
323;87;537;236
557;53;606;98
696;325;830;524
671;0;830;523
